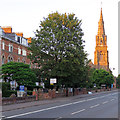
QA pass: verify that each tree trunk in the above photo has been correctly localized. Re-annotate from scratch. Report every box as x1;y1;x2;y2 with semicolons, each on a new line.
73;87;75;96
66;87;68;97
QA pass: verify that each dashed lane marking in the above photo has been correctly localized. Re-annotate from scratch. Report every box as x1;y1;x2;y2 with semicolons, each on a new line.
110;99;115;101
102;101;108;104
55;117;62;120
73;100;86;104
71;109;85;115
90;104;100;108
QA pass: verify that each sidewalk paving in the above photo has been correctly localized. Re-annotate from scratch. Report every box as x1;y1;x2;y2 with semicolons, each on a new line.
2;89;117;112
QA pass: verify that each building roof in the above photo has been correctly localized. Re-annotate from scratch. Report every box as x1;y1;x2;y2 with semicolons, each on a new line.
0;26;29;47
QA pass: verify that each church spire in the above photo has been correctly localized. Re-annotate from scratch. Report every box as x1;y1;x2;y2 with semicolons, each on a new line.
97;8;105;36
94;7;109;71
100;8;103;21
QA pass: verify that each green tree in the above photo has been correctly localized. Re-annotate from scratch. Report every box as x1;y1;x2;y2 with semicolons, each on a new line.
84;67;96;89
28;12;87;95
92;69;114;88
2;62;36;86
116;74;120;88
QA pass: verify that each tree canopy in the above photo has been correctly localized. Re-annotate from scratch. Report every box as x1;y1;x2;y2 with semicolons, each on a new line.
2;62;36;86
92;69;114;88
28;12;88;88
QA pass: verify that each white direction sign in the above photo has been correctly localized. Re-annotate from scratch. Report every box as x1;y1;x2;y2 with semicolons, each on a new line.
50;78;57;85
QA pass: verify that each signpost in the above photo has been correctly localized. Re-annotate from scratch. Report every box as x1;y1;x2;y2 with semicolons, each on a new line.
35;82;39;86
10;80;18;90
111;84;113;88
17;85;25;97
94;83;96;88
50;78;57;85
19;85;24;92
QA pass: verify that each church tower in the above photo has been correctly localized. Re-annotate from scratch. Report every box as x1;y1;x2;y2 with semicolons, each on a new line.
94;8;109;71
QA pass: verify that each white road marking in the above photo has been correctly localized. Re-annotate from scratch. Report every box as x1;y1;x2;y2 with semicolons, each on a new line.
73;100;86;104
110;99;115;101
6;103;72;119
55;117;62;120
5;91;118;118
102;101;108;104
71;109;85;115
90;104;100;108
111;93;117;95
86;97;98;101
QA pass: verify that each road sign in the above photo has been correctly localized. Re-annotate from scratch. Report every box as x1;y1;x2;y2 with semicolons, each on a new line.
111;84;113;88
50;78;57;85
94;83;96;87
19;85;24;92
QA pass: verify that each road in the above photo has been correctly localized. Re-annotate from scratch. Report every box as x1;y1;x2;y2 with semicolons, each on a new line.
2;90;119;119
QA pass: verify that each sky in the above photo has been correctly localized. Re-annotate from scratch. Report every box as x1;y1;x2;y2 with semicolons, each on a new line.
0;0;118;76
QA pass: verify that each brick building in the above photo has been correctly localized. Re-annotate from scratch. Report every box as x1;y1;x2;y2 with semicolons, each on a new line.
0;26;31;67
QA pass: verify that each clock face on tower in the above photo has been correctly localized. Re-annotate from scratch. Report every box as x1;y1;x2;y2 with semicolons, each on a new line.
94;8;109;71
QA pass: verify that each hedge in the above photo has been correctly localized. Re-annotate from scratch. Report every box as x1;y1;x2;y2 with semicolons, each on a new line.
2;82;10;97
27;90;33;95
2;90;17;97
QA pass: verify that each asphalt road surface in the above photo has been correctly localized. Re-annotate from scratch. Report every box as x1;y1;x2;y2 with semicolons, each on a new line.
2;90;119;120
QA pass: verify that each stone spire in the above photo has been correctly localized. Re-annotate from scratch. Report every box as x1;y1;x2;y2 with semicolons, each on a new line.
94;8;109;71
97;8;105;36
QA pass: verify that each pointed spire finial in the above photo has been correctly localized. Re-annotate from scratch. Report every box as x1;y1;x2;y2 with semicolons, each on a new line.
97;6;105;36
101;1;102;8
100;6;103;20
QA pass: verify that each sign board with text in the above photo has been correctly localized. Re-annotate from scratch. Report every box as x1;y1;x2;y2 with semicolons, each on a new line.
19;85;24;92
50;78;57;85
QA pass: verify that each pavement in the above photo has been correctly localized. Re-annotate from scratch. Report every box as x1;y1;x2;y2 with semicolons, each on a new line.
2;89;117;112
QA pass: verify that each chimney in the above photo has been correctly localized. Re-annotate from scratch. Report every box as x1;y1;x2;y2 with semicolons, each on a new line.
15;32;23;37
1;26;12;33
26;37;32;43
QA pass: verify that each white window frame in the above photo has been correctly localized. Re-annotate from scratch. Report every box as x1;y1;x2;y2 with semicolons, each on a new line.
9;44;13;52
18;47;21;54
22;49;26;56
2;42;5;50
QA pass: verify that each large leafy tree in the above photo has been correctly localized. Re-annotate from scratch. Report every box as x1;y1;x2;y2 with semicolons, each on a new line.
84;67;96;89
2;62;36;86
92;69;114;88
28;12;87;90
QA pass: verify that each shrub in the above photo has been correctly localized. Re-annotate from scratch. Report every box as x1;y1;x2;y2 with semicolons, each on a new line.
2;82;10;90
27;90;33;95
2;82;11;97
97;86;101;89
8;90;17;97
25;85;43;91
2;82;18;97
2;90;17;97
